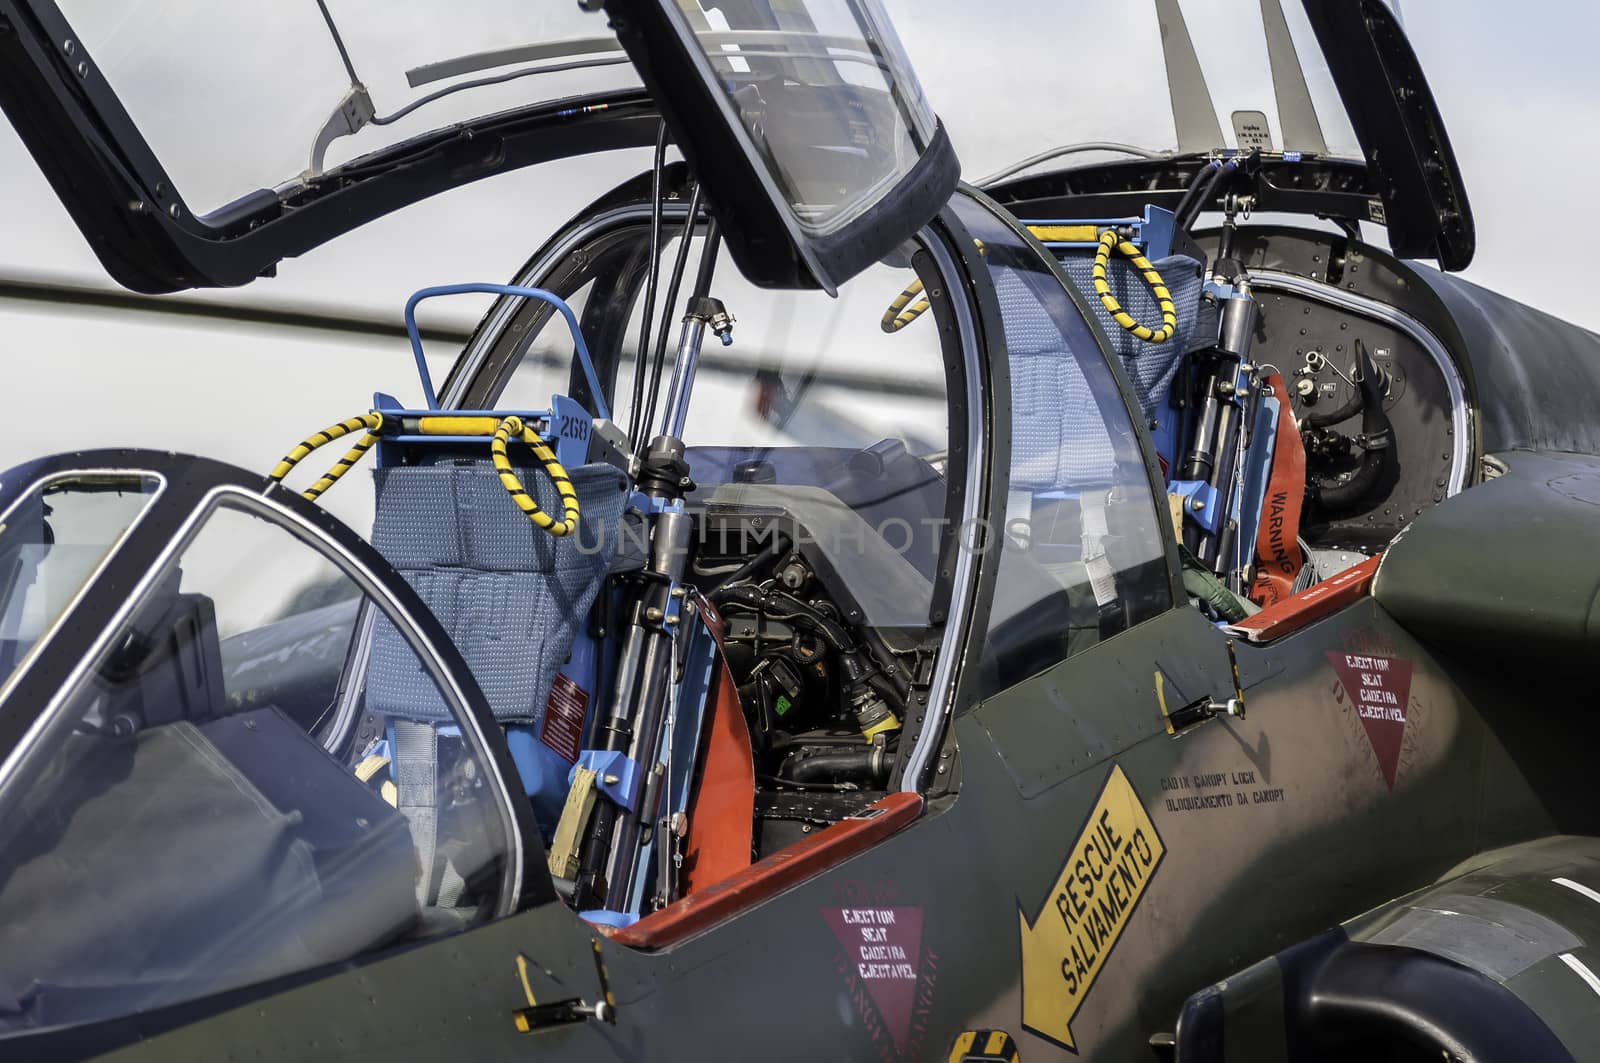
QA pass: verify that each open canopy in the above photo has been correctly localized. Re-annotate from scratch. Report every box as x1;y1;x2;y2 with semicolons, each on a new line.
960;0;1471;269
0;0;958;293
0;0;1469;295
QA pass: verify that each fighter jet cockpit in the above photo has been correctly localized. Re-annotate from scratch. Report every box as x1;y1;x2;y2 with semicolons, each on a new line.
0;0;1570;1053
0;0;982;1030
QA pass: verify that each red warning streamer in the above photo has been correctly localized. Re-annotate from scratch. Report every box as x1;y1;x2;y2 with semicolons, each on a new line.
1249;374;1308;607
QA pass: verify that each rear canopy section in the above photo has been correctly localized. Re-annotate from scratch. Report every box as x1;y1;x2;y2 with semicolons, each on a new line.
980;0;1474;271
1299;0;1473;269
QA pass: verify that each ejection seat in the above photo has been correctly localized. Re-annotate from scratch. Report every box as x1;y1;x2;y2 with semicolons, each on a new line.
362;437;763;917
365;449;629;862
1054;247;1212;437
981;242;1212;673
1051;236;1306;617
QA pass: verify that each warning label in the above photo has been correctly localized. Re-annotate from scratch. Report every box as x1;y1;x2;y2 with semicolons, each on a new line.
538;672;588;763
1017;764;1165;1050
824;906;925;1056
1327;651;1414;789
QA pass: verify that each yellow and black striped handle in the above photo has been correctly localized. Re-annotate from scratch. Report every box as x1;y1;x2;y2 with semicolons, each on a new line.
881;277;930;333
490;415;581;537
268;413;384;501
1092;229;1176;343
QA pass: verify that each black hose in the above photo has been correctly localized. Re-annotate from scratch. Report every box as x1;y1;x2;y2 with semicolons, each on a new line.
710;585;856;652
782;749;886;786
1177;159;1238;233
761;591;856;652
1316;341;1394;514
692;217;721;297
861;627;911;702
629;122;669;455
1170;160;1219;234
1303;386;1365;429
719;532;790;588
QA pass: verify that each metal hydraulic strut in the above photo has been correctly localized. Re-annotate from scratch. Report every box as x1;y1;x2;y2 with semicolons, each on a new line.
1179;195;1262;577
571;220;732;915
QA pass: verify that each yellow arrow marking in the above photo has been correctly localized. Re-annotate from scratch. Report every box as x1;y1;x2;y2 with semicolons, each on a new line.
1018;764;1165;1050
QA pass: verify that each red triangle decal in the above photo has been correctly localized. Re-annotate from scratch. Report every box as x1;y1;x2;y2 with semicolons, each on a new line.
824;906;924;1054
1327;651;1413;789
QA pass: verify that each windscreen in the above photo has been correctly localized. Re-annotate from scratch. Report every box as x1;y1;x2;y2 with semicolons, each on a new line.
0;473;162;688
667;0;939;236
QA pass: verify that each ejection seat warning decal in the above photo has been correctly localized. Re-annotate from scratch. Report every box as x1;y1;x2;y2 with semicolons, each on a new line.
539;673;588;763
824;905;936;1061
1327;651;1414;789
1018;765;1164;1051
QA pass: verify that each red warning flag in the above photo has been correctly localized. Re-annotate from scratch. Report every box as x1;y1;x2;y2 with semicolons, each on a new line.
1249;374;1307;607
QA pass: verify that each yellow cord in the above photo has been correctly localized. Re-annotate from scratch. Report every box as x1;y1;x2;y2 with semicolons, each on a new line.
304;431;380;501
270;411;580;538
880;239;992;333
268;413;384;501
882;230;1174;340
1091;230;1176;343
880;278;930;334
490;415;581;537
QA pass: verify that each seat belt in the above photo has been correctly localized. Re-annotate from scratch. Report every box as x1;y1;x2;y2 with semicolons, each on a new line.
391;720;466;907
1080;489;1119;609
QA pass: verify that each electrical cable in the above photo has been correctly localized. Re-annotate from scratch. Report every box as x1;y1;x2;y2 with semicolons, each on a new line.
1170;160;1221;233
629;122;670;455
638;183;704;450
1176;158;1238;233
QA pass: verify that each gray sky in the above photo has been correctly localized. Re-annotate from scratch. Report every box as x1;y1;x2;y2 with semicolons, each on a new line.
2;0;1597;531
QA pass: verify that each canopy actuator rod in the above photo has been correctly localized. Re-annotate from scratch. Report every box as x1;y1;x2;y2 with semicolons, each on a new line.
658;221;732;440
